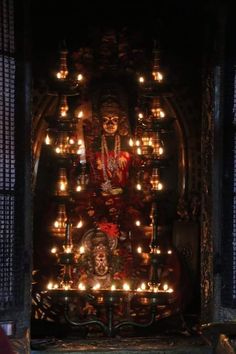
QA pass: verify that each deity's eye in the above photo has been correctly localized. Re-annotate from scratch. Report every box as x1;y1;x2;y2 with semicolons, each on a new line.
103;116;119;125
111;116;119;125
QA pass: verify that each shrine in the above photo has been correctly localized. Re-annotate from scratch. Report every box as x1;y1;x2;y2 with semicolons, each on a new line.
1;1;236;353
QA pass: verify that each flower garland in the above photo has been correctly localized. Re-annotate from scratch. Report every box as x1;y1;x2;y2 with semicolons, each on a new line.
101;134;121;193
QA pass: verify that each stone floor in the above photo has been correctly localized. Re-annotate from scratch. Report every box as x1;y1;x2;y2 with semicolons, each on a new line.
31;335;213;354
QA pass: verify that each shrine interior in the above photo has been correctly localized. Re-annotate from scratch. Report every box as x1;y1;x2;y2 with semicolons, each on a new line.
1;0;236;353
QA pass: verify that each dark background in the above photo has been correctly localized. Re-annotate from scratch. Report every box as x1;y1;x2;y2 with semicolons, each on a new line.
30;0;209;93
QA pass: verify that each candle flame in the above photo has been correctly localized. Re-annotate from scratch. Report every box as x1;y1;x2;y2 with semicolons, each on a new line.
139;76;145;83
136;183;142;191
77;220;83;228
77;74;83;81
123;283;130;291
141;282;146;291
76;185;82;192
93;283;101;290
45;134;51;145
79;246;85;254
47;282;53;290
78;282;86;291
163;283;168;291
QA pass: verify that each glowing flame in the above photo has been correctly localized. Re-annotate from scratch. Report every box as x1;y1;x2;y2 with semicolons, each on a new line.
139;76;145;83
136;183;142;191
76;185;82;192
47;282;53;290
141;282;146;291
78;111;83;118
77;221;83;228
45;134;51;145
163;283;168;291
78;283;86;291
77;74;83;81
93;283;101;290
59;182;66;191
79;246;85;254
123;283;130;291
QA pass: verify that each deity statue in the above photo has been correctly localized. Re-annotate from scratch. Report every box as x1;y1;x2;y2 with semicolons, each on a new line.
80;228;118;288
88;95;131;198
75;92;141;287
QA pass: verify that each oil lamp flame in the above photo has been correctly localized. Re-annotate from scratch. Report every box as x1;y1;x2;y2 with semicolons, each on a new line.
123;283;130;291
93;283;101;290
163;283;168;291
78;283;86;291
79;246;85;254
45;134;51;145
47;282;53;290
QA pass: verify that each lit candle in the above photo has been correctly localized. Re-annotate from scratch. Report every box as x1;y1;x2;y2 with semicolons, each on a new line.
78;283;86;291
45;134;51;145
93;283;101;290
123;283;130;291
59;182;66;191
47;282;53;290
64;245;72;254
77;220;83;228
138;113;143;119
163;283;168;291
141;282;146;291
160;109;165;118
136;183;142;191
129;138;134;147
79;246;85;255
54;221;59;228
139;76;145;83
137;147;142;155
76;185;82;192
77;74;83;81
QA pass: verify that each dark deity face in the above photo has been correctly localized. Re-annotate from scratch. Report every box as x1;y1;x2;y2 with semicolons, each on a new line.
99;97;120;135
102;113;119;135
